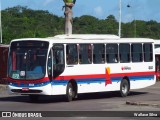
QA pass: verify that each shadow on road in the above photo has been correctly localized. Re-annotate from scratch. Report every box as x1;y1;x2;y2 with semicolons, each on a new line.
77;91;148;101
0;91;148;104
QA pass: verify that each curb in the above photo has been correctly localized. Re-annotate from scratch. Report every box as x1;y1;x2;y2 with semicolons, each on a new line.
126;101;160;108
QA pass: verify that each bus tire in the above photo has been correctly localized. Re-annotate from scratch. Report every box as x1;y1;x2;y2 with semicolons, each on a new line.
71;81;78;100
66;82;73;102
120;79;129;97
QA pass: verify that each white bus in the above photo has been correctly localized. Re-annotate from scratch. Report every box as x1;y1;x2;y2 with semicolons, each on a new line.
7;34;156;102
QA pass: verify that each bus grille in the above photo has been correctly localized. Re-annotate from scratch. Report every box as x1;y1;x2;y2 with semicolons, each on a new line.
11;89;42;93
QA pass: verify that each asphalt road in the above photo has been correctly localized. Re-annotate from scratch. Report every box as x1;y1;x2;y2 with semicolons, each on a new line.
0;82;160;120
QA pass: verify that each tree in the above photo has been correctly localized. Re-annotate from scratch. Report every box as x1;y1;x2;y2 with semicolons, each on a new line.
2;6;64;43
105;15;118;35
1;6;160;44
73;15;99;34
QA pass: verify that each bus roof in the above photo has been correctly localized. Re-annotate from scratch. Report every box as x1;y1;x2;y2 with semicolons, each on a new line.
154;40;160;44
10;34;154;44
52;34;120;40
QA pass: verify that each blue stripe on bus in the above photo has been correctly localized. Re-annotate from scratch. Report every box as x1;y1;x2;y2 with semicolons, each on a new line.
9;81;51;88
52;75;154;85
9;75;154;87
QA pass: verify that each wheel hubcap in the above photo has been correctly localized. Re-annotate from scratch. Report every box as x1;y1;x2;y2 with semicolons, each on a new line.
122;84;127;94
69;87;73;96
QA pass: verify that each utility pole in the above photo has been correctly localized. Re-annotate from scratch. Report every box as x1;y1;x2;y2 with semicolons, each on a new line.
63;0;76;35
118;0;122;38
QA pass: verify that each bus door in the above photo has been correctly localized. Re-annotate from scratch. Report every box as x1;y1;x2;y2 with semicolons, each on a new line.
47;44;65;81
47;49;53;81
52;44;65;79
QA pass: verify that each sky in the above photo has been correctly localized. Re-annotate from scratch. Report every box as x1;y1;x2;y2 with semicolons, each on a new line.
1;0;160;23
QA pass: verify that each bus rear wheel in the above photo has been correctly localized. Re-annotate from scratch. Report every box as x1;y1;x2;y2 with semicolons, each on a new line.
120;79;129;97
66;82;74;102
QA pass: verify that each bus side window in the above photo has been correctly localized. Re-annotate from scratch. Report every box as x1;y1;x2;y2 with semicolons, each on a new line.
79;44;92;64
106;44;118;63
93;44;105;64
143;43;153;62
119;43;130;63
131;43;143;62
66;44;78;65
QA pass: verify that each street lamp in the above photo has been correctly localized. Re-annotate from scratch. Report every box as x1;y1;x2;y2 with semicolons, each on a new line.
127;4;136;38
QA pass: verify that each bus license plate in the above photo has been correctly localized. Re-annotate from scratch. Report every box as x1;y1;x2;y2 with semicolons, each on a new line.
22;88;29;91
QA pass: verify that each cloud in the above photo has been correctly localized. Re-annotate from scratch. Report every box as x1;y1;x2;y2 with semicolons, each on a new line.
43;0;56;6
94;6;103;17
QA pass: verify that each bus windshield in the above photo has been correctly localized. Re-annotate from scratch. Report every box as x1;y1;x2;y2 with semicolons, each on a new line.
8;41;49;80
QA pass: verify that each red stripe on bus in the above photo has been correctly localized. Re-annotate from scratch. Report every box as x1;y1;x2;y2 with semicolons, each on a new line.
7;77;50;84
55;71;155;80
7;71;155;84
110;71;155;77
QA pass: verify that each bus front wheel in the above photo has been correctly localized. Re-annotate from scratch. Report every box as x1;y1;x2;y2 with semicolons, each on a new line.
120;79;129;97
66;82;74;102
